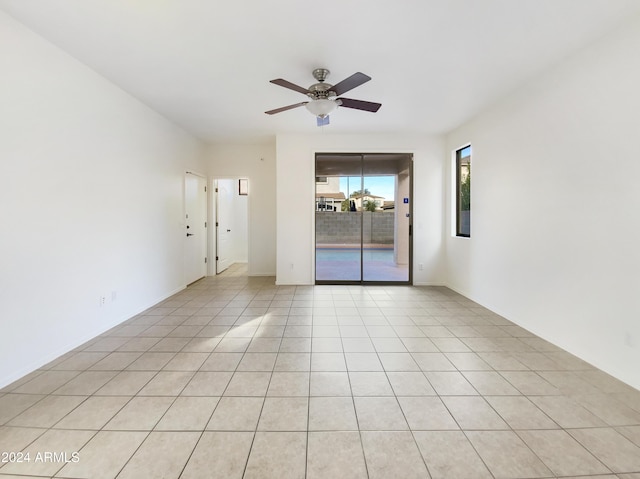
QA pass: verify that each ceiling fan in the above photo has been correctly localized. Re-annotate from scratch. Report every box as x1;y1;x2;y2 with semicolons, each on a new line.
265;68;382;125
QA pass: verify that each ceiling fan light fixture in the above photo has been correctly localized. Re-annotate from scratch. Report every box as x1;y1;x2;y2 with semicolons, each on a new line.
305;99;338;118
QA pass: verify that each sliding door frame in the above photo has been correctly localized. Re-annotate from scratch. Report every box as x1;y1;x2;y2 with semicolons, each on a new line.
314;152;413;286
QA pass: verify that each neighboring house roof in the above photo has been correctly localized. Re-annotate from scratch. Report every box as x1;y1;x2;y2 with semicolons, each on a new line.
316;193;346;200
350;194;384;199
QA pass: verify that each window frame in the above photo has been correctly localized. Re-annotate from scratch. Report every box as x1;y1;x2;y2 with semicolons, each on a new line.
455;146;471;238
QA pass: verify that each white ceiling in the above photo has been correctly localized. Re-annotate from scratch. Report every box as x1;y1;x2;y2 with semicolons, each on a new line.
2;0;639;143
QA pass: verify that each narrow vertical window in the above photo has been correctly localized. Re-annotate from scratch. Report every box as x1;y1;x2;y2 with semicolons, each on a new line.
456;146;471;237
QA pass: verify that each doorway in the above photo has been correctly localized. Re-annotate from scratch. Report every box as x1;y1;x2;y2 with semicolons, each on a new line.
315;153;412;284
184;172;208;285
213;178;249;274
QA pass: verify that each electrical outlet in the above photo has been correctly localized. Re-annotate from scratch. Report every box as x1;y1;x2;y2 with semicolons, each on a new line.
99;295;106;307
419;263;424;271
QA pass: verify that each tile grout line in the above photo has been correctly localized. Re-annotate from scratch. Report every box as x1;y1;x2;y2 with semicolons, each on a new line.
3;272;640;478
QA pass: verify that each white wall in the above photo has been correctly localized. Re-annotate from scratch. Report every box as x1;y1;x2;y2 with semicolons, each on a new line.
276;133;445;285
206;143;276;276
445;15;640;389
0;12;205;388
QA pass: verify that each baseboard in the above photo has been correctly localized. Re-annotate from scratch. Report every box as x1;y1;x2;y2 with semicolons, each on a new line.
137;285;187;313
442;282;472;298
274;281;448;287
0;284;186;390
441;283;640;392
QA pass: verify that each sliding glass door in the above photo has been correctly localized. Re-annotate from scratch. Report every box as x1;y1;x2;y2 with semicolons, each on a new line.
315;153;412;284
315;155;362;281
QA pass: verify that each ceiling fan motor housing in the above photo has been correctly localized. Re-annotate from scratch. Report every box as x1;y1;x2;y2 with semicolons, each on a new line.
307;85;336;100
308;68;335;100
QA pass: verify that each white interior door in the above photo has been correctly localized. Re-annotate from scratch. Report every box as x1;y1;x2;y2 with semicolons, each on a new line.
216;179;233;273
185;174;207;284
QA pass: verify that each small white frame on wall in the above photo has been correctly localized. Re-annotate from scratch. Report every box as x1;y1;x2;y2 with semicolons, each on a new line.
239;178;249;195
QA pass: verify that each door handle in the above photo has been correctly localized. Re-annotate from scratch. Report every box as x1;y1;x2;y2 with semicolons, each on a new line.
227;229;231;232
186;233;194;237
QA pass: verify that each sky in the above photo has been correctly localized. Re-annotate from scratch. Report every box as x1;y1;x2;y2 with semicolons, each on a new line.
340;176;395;201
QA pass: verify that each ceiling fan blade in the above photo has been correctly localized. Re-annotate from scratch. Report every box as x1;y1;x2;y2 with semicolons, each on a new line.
329;72;371;96
265;102;308;115
338;98;382;112
270;78;310;95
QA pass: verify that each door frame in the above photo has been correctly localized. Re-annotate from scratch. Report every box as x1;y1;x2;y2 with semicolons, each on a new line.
313;152;413;285
184;170;208;285
210;176;250;276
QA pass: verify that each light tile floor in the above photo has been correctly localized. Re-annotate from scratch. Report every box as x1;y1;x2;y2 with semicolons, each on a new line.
1;263;640;478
